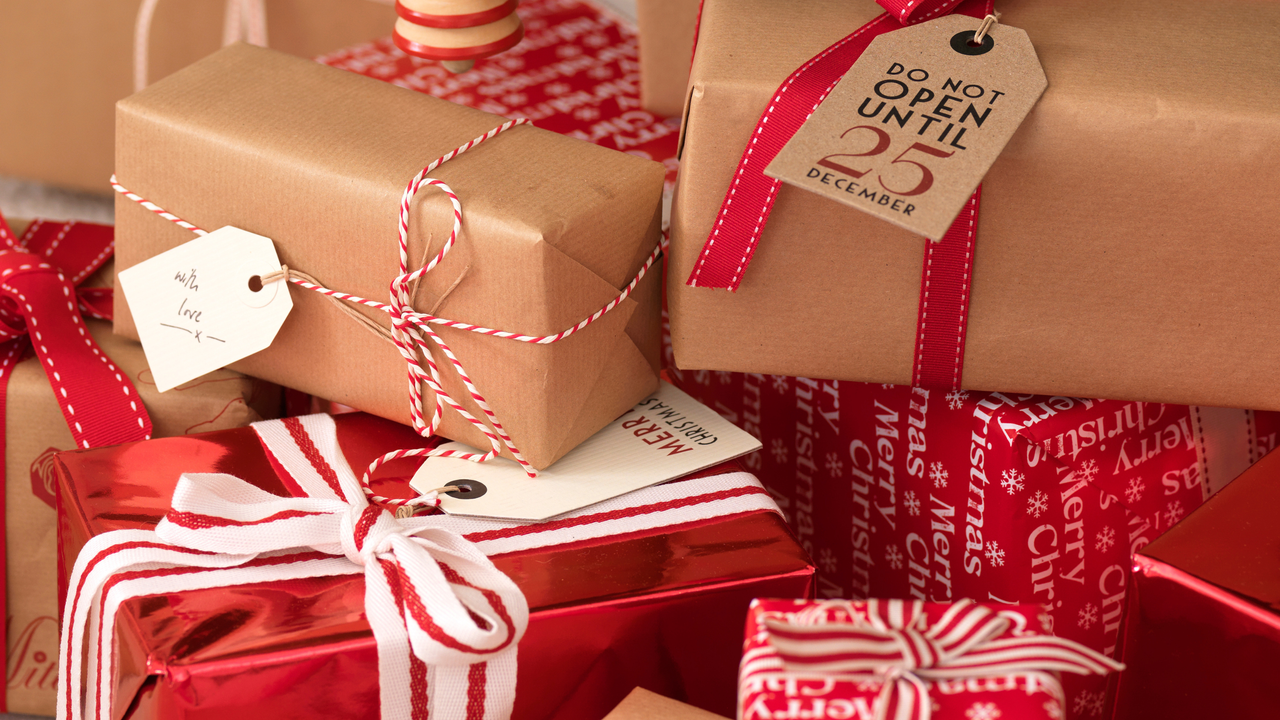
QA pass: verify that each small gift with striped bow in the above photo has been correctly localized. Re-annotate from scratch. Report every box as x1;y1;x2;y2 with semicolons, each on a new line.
55;412;814;720
739;598;1123;720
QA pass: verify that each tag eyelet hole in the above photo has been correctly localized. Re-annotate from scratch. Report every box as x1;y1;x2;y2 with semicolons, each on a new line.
442;480;488;500
248;275;264;292
951;31;995;56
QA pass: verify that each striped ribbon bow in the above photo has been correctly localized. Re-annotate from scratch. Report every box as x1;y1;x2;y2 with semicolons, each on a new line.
761;599;1124;720
59;414;781;720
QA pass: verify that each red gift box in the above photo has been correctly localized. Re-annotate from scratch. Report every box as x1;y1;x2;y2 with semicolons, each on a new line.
1113;442;1280;719
666;361;1280;717
739;598;1121;720
55;412;814;720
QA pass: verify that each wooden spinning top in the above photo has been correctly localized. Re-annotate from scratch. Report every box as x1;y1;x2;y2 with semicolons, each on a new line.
393;0;524;73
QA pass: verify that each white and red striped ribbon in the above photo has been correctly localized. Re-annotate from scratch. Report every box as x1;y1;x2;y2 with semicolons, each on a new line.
745;599;1123;720
112;118;663;497
58;413;779;720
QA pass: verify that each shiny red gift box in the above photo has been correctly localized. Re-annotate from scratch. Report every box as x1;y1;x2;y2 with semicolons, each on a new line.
1113;442;1280;719
55;413;815;719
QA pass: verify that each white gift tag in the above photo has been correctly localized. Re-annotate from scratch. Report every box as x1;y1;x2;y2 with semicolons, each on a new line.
411;381;763;521
118;226;293;391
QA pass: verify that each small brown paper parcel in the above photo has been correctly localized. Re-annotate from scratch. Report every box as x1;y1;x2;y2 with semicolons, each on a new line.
0;0;396;195
113;44;667;471
6;222;280;716
767;14;1047;240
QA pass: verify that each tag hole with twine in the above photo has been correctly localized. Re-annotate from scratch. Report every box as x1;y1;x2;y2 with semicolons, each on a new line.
248;274;264;292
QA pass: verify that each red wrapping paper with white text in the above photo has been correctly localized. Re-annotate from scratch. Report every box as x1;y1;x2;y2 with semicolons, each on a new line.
666;341;1279;717
317;0;680;190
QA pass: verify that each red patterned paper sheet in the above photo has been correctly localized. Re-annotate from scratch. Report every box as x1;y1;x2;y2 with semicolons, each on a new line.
664;322;1280;718
317;0;681;190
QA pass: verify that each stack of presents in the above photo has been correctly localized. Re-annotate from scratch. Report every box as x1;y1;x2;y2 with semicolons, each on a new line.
2;0;1277;718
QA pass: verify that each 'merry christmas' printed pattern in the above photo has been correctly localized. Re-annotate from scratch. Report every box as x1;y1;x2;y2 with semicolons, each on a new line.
665;344;1279;716
318;0;680;189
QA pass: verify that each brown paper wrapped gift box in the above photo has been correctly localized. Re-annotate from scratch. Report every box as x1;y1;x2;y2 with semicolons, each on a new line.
636;0;701;117
667;0;1280;409
0;0;396;194
113;44;666;471
6;231;280;716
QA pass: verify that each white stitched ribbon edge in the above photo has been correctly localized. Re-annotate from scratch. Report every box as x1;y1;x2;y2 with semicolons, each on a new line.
58;414;780;720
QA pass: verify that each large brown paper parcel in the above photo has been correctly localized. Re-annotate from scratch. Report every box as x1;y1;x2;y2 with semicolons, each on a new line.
0;0;395;195
7;241;280;716
636;0;702;117
668;0;1280;410
113;44;666;471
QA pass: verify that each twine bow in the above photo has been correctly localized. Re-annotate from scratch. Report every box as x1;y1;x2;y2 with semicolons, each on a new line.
762;599;1124;720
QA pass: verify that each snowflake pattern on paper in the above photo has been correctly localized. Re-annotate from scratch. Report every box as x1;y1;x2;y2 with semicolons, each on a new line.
1000;469;1025;495
582;32;610;48
1043;699;1063;720
1077;459;1100;484
771;375;789;395
572;106;601;121
587;64;614;80
946;390;970;410
964;702;1001;720
771;438;789;465
1073;691;1105;717
555;44;583;58
1164;500;1186;527
886;544;904;570
824;452;844;476
500;92;528;106
543;81;571;96
716;371;733;384
930;461;949;489
1026;490;1049;518
1078;603;1099;629
984;541;1005;567
1095;526;1116;552
818;547;839;575
904;491;921;516
1126;477;1145;504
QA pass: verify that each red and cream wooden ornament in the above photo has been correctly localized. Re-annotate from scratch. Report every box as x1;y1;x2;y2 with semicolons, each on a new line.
393;0;524;73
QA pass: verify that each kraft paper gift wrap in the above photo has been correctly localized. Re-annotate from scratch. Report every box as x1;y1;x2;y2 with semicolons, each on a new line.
112;44;667;471
53;413;815;720
666;0;1280;409
0;0;396;194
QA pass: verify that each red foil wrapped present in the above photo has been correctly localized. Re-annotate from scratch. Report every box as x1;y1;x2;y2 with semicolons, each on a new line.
1114;444;1280;718
665;359;1280;716
55;413;814;720
739;599;1121;720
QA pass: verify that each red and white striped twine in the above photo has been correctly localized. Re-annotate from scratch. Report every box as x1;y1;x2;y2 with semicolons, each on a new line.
112;118;663;508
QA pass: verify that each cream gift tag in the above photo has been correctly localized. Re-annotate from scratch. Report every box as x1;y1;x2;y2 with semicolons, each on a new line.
117;226;293;391
411;381;762;521
766;14;1047;240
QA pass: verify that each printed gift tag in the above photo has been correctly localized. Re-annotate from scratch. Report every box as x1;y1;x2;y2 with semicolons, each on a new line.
766;14;1047;240
411;381;762;520
118;226;293;391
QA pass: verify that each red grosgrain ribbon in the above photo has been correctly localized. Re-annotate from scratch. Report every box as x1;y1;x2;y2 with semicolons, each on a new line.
757;599;1123;720
913;188;979;390
0;215;152;449
685;0;991;389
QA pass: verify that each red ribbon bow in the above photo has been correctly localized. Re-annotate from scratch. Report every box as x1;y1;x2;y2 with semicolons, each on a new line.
685;0;993;390
0;211;152;711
